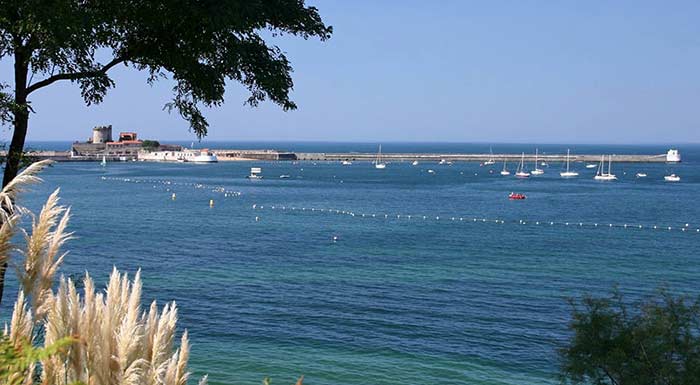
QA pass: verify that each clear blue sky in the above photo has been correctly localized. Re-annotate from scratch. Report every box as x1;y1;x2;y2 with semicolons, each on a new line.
2;1;699;143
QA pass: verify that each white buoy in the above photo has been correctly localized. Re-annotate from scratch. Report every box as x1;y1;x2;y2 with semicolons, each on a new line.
171;193;176;200
255;216;259;221
209;199;214;208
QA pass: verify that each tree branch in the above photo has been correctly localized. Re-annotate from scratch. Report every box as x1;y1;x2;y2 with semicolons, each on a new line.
26;56;126;95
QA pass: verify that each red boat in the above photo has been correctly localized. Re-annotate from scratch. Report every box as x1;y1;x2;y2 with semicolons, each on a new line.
508;192;526;200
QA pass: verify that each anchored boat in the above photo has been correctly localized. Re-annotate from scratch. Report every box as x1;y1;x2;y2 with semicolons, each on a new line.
247;167;263;179
531;148;544;175
515;153;530;178
374;145;386;169
560;149;579;178
500;159;510;176
594;155;617;181
509;192;526;200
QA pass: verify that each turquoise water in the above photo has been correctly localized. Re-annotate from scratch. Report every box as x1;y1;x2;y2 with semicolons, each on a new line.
2;143;699;384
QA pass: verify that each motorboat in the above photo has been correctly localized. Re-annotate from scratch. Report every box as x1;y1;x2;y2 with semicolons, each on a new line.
247;167;263;179
509;192;526;200
341;160;352;165
635;173;647;178
560;149;579;178
664;174;680;182
411;160;419;166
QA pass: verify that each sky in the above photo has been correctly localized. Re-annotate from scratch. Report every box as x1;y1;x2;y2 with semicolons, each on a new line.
1;0;699;144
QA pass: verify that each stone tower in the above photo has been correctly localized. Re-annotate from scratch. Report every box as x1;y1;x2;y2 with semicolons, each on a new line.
92;125;113;143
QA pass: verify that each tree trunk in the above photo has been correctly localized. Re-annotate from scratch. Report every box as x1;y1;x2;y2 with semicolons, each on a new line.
0;49;29;308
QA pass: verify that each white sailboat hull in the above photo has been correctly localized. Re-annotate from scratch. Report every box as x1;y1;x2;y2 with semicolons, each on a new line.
560;171;579;177
594;174;617;181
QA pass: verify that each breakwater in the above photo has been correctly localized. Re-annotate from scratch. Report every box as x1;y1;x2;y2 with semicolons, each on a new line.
295;152;672;163
2;150;676;163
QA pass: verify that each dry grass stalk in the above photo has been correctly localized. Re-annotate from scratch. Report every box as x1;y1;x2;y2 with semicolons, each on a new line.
1;161;207;385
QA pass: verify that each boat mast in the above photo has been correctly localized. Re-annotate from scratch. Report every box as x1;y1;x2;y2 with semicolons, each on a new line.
534;148;538;168
566;149;570;172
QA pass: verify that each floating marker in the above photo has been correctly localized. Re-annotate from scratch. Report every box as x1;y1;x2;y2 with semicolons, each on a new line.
171;193;176;200
209;199;214;208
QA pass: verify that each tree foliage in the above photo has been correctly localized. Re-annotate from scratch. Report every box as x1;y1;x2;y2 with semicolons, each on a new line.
0;0;332;186
141;139;160;149
560;289;700;385
0;0;331;136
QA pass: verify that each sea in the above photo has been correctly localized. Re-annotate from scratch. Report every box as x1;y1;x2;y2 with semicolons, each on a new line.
2;142;699;385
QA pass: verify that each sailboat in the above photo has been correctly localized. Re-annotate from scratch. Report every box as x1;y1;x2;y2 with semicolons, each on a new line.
515;152;530;178
594;155;617;181
100;155;107;167
531;148;544;175
500;158;510;176
559;149;579;178
374;145;386;169
484;147;496;165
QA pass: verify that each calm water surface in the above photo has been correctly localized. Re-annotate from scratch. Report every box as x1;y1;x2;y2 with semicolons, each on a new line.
3;143;699;385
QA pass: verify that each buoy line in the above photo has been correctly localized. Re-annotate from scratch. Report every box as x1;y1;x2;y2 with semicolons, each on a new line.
250;204;698;235
100;176;243;197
